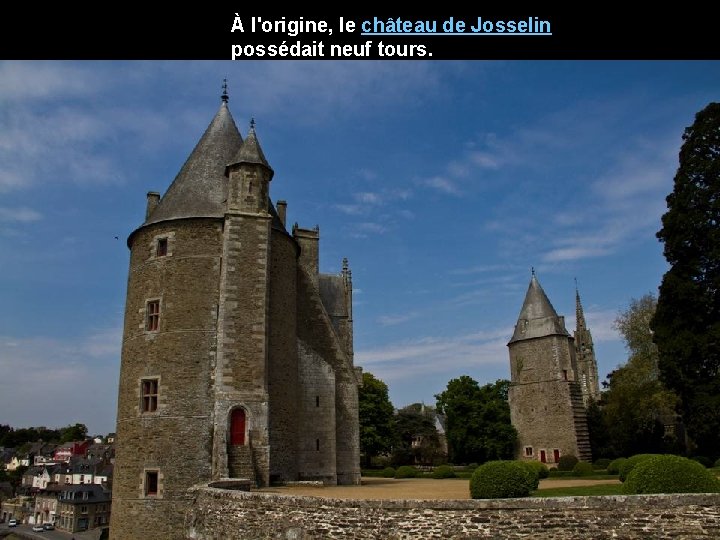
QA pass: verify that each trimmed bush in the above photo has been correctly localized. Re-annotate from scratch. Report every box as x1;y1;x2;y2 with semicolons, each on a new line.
469;461;532;499
431;465;456;479
516;462;539;490
607;458;627;475
380;467;396;478
572;462;594;476
557;455;579;471
395;465;419;479
623;455;720;494
619;454;661;482
524;460;549;479
715;458;720;468
690;456;712;468
593;458;611;470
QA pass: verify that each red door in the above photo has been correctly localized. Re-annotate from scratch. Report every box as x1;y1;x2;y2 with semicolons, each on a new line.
553;449;561;463
540;450;547;463
230;409;246;445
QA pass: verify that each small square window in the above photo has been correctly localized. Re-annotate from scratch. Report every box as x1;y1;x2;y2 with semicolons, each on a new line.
524;446;533;457
145;471;159;496
146;300;160;332
156;238;168;257
141;379;159;413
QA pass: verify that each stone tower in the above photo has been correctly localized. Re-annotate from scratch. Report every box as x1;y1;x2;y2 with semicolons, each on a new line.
574;286;600;406
507;273;591;465
110;92;361;540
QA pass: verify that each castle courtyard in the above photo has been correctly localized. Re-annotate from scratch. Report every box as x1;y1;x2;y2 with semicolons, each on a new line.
260;477;620;500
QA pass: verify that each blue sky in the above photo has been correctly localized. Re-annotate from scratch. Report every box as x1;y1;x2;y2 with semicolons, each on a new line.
1;61;718;436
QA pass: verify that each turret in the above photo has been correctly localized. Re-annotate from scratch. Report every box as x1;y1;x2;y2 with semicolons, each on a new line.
225;119;273;215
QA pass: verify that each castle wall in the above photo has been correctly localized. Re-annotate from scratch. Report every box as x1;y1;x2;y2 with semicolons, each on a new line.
296;268;361;485
508;335;585;463
297;340;337;483
267;230;299;483
111;219;222;540
186;488;720;539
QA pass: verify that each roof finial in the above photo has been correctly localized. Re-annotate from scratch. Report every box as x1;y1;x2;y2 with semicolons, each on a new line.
249;117;256;131
531;266;535;277
574;276;578;290
221;78;229;103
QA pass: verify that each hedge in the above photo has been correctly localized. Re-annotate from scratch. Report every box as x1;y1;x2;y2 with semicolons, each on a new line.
470;461;532;499
623;455;720;494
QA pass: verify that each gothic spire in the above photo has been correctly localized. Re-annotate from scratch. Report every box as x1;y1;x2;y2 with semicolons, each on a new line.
575;281;587;331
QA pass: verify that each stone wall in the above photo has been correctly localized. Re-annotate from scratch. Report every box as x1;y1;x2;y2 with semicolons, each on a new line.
186;487;720;539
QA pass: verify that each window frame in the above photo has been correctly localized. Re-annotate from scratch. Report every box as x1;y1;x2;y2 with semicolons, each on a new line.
144;470;159;497
141;378;159;413
156;237;168;257
146;300;160;332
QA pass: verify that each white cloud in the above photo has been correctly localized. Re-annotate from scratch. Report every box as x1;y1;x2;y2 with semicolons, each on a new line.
356;327;511;381
377;312;420;327
422;176;461;195
0;207;42;222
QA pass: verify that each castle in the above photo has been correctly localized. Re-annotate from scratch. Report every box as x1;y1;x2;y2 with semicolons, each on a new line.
507;273;600;464
110;90;361;540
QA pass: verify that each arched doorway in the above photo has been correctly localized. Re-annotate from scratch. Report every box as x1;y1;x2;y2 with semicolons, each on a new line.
230;408;246;446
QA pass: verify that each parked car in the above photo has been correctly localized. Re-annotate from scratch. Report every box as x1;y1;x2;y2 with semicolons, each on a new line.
43;522;55;530
8;519;17;527
32;523;45;531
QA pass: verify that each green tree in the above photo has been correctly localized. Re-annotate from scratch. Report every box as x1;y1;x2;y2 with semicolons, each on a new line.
435;377;516;464
598;295;680;457
651;102;720;458
59;423;88;443
392;404;443;466
358;372;395;467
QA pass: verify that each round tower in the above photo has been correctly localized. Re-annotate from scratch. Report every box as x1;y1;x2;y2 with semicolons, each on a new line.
110;98;242;540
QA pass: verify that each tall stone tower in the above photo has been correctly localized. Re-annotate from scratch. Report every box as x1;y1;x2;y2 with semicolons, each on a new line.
110;91;361;540
574;286;601;406
507;273;591;465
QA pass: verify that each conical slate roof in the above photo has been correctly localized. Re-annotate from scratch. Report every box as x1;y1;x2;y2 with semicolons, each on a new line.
509;275;569;343
145;101;243;225
227;121;273;178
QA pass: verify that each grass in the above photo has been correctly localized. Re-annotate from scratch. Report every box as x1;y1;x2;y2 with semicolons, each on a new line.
532;484;624;497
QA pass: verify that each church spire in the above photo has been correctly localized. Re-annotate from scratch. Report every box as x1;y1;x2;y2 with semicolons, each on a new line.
575;280;587;331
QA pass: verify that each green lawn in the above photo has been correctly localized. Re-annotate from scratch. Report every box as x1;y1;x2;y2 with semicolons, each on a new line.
533;484;624;497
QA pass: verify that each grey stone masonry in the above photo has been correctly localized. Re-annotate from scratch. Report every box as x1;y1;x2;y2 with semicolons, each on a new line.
186;487;720;539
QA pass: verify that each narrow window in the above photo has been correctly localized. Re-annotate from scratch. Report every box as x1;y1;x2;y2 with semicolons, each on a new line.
156;238;168;257
315;396;320;407
553;449;561;463
146;300;160;331
145;471;159;496
540;450;547;463
562;369;568;381
141;379;159;413
316;439;320;451
524;446;533;457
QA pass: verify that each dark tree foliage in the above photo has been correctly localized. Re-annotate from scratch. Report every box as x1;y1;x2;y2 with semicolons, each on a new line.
391;403;443;466
652;102;720;459
358;372;396;467
0;423;89;448
435;377;516;464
